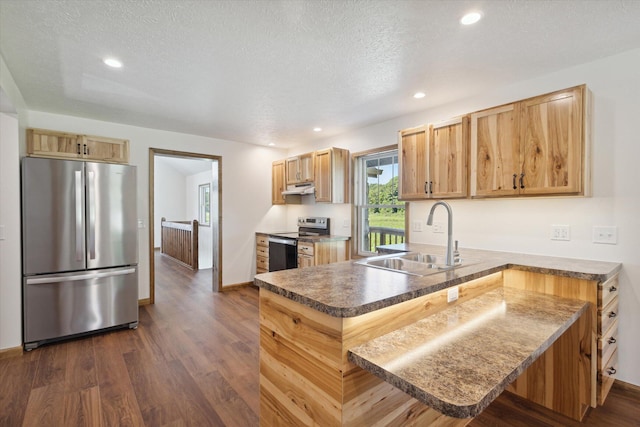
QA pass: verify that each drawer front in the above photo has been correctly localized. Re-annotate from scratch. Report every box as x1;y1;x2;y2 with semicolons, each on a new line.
257;246;269;258
598;349;618;406
256;256;268;271
598;319;618;372
256;234;269;247
599;297;619;335
297;255;314;268
598;274;619;309
298;242;314;256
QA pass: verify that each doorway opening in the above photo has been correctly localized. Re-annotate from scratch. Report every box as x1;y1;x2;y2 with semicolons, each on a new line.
149;148;222;303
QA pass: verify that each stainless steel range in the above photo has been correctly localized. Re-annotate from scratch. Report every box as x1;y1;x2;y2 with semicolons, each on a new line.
268;217;330;272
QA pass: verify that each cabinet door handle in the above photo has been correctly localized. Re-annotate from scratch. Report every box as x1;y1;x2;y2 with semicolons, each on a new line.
77;143;81;155
609;285;617;292
512;174;517;190
606;367;617;375
424;181;429;194
519;173;525;189
429;181;433;194
607;337;617;344
83;144;88;155
608;311;617;318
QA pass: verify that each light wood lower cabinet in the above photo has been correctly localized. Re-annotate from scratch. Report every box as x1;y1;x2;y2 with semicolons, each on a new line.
27;128;130;163
256;233;269;274
503;269;619;408
259;272;502;426
297;240;349;269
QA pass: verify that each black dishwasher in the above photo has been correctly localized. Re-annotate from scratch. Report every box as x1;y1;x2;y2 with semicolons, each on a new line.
268;236;298;271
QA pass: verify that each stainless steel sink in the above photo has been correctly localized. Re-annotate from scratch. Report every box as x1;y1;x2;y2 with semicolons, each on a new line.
355;252;466;276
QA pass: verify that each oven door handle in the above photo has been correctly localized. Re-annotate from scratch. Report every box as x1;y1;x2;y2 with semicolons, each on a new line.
268;237;297;246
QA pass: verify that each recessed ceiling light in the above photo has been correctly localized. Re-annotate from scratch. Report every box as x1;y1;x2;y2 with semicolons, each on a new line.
268;142;275;146
313;127;322;132
413;92;426;99
103;58;123;68
460;12;482;25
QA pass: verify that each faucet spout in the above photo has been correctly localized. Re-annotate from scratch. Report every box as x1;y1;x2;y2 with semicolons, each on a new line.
427;201;454;266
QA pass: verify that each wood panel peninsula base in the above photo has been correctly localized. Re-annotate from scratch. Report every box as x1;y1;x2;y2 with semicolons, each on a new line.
255;245;620;426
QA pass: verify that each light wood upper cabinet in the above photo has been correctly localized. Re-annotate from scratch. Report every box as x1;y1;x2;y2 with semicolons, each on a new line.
286;152;314;184
398;125;428;199
519;87;584;195
314;147;349;203
272;160;286;205
27;128;130;164
27;128;84;160
399;120;468;200
82;134;129;163
471;85;587;197
470;104;521;197
429;117;468;198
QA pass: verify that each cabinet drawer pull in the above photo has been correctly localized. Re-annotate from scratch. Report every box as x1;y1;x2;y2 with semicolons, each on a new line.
609;285;617;292
607;337;617;344
519;173;525;189
608;311;617;318
512;174;517;190
606;367;617;375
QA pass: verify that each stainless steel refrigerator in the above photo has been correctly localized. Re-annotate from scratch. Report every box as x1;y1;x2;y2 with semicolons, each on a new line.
21;157;139;350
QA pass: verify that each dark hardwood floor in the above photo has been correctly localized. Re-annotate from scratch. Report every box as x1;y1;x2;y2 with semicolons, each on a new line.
1;252;639;426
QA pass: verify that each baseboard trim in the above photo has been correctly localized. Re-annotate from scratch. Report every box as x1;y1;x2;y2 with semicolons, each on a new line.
614;379;640;392
220;281;254;292
138;298;151;306
0;345;23;359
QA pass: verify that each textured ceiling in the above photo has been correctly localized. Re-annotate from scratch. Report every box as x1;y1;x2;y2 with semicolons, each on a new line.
1;0;640;148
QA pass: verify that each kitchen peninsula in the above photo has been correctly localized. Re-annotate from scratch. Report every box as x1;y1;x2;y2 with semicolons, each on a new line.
254;244;621;426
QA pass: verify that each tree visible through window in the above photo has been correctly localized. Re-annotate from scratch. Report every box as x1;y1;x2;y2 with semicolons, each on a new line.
356;150;405;255
199;183;210;226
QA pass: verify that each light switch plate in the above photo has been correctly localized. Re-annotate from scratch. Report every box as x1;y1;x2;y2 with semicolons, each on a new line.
593;226;617;244
138;219;145;229
412;221;423;232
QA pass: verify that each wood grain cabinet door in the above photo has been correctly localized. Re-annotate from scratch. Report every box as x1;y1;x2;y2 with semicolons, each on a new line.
299;152;315;183
398;125;429;200
272;160;286;205
519;87;583;195
429;117;468;198
26;128;83;159
470;104;521;197
314;149;332;202
82;135;129;163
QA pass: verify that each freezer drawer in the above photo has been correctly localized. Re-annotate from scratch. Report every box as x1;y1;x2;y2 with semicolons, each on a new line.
23;267;138;349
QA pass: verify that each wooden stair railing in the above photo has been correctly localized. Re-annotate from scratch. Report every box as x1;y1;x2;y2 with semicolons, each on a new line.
160;217;199;270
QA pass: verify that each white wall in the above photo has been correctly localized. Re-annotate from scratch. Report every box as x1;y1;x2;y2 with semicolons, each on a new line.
0;53;26;352
153;157;188;246
23;110;289;298
0;111;22;351
186;169;214;269
286;48;640;386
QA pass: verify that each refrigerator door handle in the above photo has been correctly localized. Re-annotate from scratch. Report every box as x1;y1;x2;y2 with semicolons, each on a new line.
26;268;136;285
88;170;96;260
75;170;83;261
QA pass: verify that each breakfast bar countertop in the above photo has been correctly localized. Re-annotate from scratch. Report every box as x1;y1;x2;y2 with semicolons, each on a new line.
254;243;621;318
347;286;590;418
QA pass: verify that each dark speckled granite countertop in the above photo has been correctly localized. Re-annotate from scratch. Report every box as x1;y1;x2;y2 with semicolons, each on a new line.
254;243;621;318
348;287;590;418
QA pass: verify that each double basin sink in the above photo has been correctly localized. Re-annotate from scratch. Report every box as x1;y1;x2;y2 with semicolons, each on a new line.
356;251;468;276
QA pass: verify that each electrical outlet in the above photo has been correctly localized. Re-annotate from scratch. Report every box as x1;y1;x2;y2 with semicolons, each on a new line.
551;225;570;241
447;286;459;303
593;226;617;244
432;221;445;233
412;221;423;232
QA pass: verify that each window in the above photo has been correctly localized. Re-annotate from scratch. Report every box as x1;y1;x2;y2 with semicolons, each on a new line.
354;149;406;255
199;183;210;226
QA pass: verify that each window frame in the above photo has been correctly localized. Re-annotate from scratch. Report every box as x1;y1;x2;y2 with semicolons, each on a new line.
352;145;408;257
198;183;211;226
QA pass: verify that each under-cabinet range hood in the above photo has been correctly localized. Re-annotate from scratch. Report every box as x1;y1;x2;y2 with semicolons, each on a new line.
282;183;315;196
